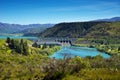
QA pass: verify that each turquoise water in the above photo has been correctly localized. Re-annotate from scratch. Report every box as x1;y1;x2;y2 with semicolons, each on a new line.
49;46;110;59
0;36;37;39
0;36;110;59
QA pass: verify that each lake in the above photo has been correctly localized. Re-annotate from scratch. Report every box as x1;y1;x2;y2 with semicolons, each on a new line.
0;36;38;40
49;46;110;59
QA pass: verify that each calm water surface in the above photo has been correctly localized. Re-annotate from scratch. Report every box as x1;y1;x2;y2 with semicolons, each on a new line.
49;46;110;59
0;36;38;39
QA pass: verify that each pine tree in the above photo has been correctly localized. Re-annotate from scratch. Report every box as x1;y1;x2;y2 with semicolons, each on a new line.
14;40;21;53
42;43;47;49
10;39;15;49
23;41;29;55
20;39;24;54
32;42;38;47
6;37;11;44
118;47;120;51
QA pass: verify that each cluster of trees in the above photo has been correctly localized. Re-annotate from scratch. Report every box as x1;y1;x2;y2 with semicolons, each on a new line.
6;37;29;55
89;37;120;55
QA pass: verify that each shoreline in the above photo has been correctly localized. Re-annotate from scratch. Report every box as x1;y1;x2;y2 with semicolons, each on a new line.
73;44;112;56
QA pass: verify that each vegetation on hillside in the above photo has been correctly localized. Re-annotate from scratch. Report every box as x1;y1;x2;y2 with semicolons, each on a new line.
75;37;120;55
39;21;120;38
39;22;105;38
0;37;120;79
0;51;120;79
86;22;120;38
4;37;60;56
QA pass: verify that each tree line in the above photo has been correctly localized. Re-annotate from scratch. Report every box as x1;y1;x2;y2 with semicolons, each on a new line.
6;37;29;55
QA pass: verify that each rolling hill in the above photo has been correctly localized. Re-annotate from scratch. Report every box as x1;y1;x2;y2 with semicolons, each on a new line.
38;22;104;38
86;21;120;38
39;21;120;38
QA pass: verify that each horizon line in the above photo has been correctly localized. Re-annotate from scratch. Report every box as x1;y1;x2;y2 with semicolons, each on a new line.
0;16;120;25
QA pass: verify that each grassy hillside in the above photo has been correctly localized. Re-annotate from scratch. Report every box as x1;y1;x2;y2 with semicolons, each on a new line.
39;21;120;38
0;50;120;79
39;22;104;38
86;22;120;38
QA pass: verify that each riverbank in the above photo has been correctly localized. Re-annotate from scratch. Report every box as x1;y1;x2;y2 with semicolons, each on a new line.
93;45;120;56
49;45;110;59
75;37;120;56
73;44;112;56
74;43;120;56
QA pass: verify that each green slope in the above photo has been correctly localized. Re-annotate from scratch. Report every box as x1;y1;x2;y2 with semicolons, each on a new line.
39;21;120;38
39;22;104;38
86;21;120;38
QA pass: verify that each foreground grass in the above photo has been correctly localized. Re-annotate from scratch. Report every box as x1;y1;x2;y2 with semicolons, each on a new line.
63;68;120;80
0;52;120;80
0;53;47;80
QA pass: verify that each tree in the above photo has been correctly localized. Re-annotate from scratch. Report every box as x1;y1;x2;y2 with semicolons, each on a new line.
32;42;38;47
20;39;24;45
118;46;120;51
6;37;11;44
10;39;15;49
14;40;21;53
23;41;29;55
42;43;47;49
20;39;24;54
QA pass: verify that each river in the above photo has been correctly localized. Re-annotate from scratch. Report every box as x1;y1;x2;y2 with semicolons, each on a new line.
49;46;110;59
0;36;110;59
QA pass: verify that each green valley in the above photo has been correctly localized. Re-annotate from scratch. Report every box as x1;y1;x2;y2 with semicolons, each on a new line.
1;0;120;79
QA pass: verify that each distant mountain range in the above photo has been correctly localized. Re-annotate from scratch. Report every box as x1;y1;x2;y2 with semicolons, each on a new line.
0;17;120;37
39;17;120;38
0;22;54;35
93;17;120;22
18;26;51;36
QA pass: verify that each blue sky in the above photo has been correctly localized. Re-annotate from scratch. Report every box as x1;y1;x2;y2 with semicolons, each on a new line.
0;0;120;24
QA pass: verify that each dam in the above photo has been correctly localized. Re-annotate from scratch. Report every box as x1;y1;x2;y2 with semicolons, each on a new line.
32;38;75;47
